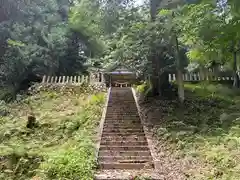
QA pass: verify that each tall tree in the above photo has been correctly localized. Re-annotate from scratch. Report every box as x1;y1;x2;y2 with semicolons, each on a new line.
149;0;163;96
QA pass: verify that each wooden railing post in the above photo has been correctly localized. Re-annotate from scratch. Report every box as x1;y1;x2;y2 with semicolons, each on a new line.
54;76;58;83
58;76;62;84
42;75;46;83
69;76;73;84
46;76;50;83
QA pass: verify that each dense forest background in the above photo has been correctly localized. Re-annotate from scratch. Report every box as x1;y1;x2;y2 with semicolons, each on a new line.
1;0;240;100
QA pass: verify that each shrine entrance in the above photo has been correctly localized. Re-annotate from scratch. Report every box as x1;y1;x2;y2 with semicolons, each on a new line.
104;64;136;87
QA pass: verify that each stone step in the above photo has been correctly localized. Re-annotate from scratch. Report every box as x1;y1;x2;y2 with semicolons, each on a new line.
105;113;138;116
105;117;141;121
104;118;139;120
106;107;137;109
103;122;141;125
100;141;148;146
98;162;154;170
98;156;152;162
95;169;161;180
100;146;149;151
102;129;144;133
101;136;146;142
107;109;138;111
104;115;139;118
103;125;143;129
103;120;141;123
99;150;151;157
97;87;154;173
102;132;145;136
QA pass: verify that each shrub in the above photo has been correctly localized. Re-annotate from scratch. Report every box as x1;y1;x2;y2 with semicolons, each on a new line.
40;143;96;180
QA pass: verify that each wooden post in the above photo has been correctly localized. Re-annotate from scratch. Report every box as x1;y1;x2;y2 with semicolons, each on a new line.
96;73;99;83
173;74;176;81
206;74;209;81
185;73;189;81
54;76;57;83
58;76;62;84
62;76;65;84
85;76;89;83
101;73;105;83
66;76;69;84
50;76;54;83
74;76;77;84
42;75;46;83
197;72;201;81
186;74;188;81
46;76;50;83
81;75;85;83
193;73;197;81
69;76;73;84
189;74;193;81
168;74;171;82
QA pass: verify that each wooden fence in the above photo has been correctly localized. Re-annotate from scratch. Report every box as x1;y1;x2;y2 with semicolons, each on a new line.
168;73;234;82
41;73;105;85
42;73;236;85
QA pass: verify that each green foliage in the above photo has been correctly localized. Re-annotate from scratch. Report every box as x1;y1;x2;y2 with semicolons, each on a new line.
136;82;149;93
0;87;106;179
136;81;153;98
89;93;105;105
0;0;105;96
185;82;240;101
154;83;240;179
40;139;96;179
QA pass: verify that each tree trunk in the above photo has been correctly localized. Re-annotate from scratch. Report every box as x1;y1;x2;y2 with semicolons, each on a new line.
175;35;184;103
233;51;239;88
149;0;162;96
150;52;160;95
150;0;162;21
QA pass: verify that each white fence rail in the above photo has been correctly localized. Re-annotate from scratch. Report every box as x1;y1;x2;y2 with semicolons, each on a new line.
168;73;234;82
41;73;105;85
42;73;235;85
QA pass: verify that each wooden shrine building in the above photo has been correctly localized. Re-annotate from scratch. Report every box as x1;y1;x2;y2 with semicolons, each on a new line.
103;64;136;87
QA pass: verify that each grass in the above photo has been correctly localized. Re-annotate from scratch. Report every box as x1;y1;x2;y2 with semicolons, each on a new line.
0;85;106;180
151;82;240;179
0;86;16;102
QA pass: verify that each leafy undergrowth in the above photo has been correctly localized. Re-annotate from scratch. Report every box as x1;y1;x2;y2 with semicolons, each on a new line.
0;86;16;102
0;85;106;180
141;83;240;180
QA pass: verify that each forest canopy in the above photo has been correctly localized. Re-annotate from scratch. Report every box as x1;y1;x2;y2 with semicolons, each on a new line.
1;0;240;100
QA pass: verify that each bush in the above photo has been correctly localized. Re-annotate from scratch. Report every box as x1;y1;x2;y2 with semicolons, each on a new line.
89;93;105;105
0;85;106;179
151;82;240;179
136;81;152;99
40;143;96;179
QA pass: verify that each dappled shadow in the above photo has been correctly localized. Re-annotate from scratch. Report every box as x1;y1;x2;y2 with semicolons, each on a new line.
140;89;239;134
0;153;43;179
137;87;240;179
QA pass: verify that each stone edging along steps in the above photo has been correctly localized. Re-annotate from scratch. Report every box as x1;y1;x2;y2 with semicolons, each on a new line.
95;87;156;179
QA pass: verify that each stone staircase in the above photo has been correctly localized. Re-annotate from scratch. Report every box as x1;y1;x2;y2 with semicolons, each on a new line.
96;87;154;178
